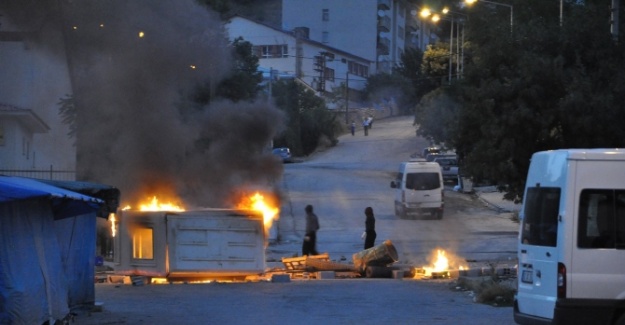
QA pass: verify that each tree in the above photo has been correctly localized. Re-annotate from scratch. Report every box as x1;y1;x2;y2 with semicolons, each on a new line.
362;72;413;115
215;37;263;102
420;42;452;88
396;46;438;109
57;94;77;145
272;79;339;156
415;0;625;200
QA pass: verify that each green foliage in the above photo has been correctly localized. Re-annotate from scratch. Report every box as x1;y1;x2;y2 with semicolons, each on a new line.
215;37;263;102
415;0;625;200
57;94;77;145
271;80;338;156
421;42;452;86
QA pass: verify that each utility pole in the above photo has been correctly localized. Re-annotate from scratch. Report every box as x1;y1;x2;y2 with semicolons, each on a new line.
448;18;454;85
268;67;273;97
345;72;349;124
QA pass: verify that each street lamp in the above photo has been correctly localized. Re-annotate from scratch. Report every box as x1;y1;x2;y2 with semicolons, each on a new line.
465;0;513;34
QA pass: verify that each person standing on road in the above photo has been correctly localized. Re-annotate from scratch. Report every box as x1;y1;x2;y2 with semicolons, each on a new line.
362;207;376;249
363;118;369;136
302;204;320;256
350;121;355;136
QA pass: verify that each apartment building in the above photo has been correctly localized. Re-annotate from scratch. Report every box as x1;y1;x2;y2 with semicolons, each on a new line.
226;15;371;96
282;0;436;74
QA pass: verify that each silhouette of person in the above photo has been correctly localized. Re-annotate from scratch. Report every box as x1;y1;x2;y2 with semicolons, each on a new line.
302;204;320;255
363;207;376;249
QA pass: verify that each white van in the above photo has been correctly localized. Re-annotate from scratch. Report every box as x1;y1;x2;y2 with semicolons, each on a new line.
515;149;625;325
390;161;444;219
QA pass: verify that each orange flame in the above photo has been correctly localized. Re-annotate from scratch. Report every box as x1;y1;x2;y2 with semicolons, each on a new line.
415;249;469;278
138;196;185;212
421;249;449;276
237;192;279;231
109;213;117;237
120;196;185;212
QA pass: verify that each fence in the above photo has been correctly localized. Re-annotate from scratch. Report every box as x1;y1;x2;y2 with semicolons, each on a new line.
0;166;76;181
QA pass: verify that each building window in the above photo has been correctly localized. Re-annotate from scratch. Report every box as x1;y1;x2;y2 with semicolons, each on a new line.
398;26;405;40
322;31;329;43
322;9;329;21
348;61;369;77
253;45;289;59
0;126;4;146
324;67;334;81
132;227;154;259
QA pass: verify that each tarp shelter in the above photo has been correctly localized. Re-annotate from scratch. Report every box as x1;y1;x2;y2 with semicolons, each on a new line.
0;176;119;324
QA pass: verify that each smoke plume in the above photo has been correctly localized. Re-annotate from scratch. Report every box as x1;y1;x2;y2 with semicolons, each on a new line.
2;0;286;208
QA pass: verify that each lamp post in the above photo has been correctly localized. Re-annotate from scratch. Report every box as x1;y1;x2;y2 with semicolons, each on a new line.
465;0;513;34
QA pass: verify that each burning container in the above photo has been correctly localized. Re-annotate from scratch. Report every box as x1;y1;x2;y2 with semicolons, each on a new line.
114;209;266;280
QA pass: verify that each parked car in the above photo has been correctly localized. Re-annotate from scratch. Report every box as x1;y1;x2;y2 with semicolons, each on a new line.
432;156;459;183
425;153;456;162
421;146;441;158
272;147;292;163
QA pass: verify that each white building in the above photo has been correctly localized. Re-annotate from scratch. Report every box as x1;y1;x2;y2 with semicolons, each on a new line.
226;15;371;98
0;104;49;170
0;15;76;179
282;0;437;74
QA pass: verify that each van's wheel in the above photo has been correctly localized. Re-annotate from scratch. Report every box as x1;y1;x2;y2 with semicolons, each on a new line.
435;210;443;219
615;312;625;325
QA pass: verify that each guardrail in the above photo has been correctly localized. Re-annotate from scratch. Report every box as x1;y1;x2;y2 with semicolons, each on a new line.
0;166;76;181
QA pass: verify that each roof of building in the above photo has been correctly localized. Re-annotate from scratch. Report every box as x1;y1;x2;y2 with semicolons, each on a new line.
0;103;50;133
226;14;372;64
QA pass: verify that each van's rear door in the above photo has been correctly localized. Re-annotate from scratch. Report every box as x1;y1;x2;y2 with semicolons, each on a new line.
517;187;561;319
404;171;442;208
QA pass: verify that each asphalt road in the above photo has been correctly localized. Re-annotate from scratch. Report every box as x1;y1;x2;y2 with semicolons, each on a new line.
271;115;518;266
77;115;519;325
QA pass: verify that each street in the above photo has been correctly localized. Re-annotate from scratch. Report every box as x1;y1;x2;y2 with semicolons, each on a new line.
271;115;518;266
77;115;520;325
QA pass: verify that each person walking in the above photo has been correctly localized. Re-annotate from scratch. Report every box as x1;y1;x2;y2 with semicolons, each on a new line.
362;207;376;250
363;118;369;136
302;204;320;256
350;121;355;136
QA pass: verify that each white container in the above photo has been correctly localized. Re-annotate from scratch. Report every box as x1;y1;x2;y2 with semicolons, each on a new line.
114;209;266;280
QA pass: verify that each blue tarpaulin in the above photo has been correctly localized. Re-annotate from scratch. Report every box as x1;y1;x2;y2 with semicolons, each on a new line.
0;176;115;324
0;176;103;219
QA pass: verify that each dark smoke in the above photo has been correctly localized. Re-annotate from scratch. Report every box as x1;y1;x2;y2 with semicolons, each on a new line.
2;0;286;208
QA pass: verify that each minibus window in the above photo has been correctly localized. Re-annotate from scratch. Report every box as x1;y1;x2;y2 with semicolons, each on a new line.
521;187;560;247
578;190;625;249
405;173;440;191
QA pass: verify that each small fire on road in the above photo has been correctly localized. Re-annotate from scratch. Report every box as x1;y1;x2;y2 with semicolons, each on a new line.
414;249;468;279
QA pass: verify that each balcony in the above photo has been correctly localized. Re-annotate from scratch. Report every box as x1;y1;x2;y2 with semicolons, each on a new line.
377;0;390;10
377;36;390;55
407;17;419;32
377;15;391;33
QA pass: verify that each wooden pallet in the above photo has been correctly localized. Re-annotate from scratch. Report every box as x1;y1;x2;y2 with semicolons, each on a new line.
282;253;330;271
281;253;356;272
